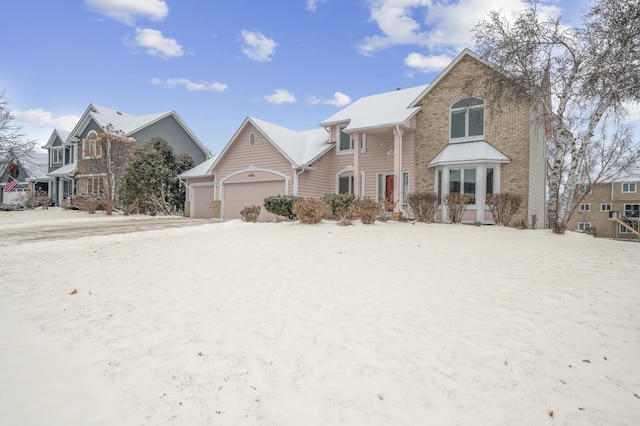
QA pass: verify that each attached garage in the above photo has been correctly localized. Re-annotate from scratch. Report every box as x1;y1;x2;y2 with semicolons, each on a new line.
190;183;215;219
222;172;287;221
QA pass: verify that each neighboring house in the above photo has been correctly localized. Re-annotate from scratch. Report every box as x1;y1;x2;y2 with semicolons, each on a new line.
0;154;30;204
34;104;210;206
567;179;640;239
181;49;546;227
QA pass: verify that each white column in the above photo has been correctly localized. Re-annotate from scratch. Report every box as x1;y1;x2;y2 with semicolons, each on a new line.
352;133;360;197
392;127;403;213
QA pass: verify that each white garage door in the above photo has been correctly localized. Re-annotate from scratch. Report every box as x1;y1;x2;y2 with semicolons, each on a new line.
223;180;285;221
192;185;215;219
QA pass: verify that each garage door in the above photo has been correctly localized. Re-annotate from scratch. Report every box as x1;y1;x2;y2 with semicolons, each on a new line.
223;180;285;221
192;185;215;219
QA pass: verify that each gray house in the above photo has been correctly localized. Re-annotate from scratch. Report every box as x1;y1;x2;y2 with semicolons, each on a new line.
36;104;210;206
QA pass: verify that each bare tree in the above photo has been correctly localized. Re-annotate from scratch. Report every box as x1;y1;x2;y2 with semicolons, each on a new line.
472;0;640;233
76;124;136;215
0;90;37;168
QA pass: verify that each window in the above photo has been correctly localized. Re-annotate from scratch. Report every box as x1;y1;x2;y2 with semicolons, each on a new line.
52;147;63;164
620;224;630;233
86;177;101;196
249;133;255;146
625;204;640;218
622;182;637;193
82;131;101;159
579;203;590;212
486;167;494;195
402;172;409;205
360;133;367;153
338;176;354;194
449;168;476;204
338;126;353;152
579;184;592;194
578;222;591;232
601;203;612;212
450;98;484;141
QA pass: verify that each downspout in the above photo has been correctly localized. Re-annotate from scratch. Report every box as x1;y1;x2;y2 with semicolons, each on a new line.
396;124;406;218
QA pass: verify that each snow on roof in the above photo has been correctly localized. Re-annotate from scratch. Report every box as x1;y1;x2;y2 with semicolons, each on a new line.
89;105;168;135
427;141;510;167
250;117;330;166
178;156;217;178
47;162;77;177
320;85;428;132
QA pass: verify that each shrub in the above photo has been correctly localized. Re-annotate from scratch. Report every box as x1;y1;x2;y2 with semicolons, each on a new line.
445;193;470;224
350;197;380;224
263;195;299;220
486;193;522;226
321;193;355;219
378;198;396;222
240;204;260;222
408;192;438;222
71;195;103;214
292;198;330;224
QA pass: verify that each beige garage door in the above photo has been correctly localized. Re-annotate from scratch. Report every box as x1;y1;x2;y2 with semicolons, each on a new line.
223;180;285;221
192;185;215;219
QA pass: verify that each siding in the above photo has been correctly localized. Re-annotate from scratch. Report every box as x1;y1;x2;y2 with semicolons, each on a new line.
131;115;208;164
527;103;547;228
213;123;294;198
298;149;333;198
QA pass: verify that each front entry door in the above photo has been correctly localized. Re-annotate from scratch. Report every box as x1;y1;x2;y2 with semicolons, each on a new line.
385;175;394;211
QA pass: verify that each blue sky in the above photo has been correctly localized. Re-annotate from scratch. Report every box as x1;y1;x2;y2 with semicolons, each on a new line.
0;0;607;156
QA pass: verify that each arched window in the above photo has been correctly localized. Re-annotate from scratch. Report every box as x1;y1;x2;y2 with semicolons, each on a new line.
82;130;101;159
450;98;484;141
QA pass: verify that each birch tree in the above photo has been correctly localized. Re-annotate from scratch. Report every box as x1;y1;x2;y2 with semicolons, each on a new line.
472;0;640;233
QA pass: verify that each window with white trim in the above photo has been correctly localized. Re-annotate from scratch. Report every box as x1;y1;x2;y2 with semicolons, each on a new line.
578;222;591;232
338;176;354;194
622;182;637;193
249;133;255;146
86;177;101;196
579;184;592;194
52;147;63;164
338;126;353;152
449;168;476;204
601;203;612;212
360;133;367;153
450;98;484;141
619;224;630;233
625;204;639;218
82;131;101;159
579;203;590;212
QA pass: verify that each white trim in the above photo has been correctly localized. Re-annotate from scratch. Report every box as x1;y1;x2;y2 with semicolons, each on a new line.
622;182;637;193
600;203;611;212
188;181;215;218
335;165;354;194
578;222;591;232
336;125;354;154
579;203;590;212
449;97;485;143
360;133;367;153
220;166;288;218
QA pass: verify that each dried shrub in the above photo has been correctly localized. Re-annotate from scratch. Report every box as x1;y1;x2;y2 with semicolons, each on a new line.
486;193;522;226
350;197;380;224
408;192;438;222
445;193;471;224
378;198;397;222
71;195;103;214
292;198;330;224
240;204;260;222
321;193;355;220
263;195;299;220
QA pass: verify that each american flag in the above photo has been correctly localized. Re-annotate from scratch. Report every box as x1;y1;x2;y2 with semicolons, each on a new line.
4;176;19;192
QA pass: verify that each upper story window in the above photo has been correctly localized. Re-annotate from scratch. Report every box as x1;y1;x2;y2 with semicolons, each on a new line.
52;147;63;164
338;126;354;152
82;131;101;159
579;184;592;194
249;133;255;147
450;98;484;141
622;182;637;193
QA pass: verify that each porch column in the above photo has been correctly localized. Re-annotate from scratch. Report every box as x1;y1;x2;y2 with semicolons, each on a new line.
392;126;403;213
352;133;360;197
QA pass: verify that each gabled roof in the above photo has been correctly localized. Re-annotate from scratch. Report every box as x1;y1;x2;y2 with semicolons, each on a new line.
320;85;428;132
410;48;502;108
42;129;70;149
64;104;210;158
427;141;510;167
210;117;331;172
178;156;217;179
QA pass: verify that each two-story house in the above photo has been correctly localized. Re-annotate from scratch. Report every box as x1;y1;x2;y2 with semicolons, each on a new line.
181;49;546;227
37;104;210;206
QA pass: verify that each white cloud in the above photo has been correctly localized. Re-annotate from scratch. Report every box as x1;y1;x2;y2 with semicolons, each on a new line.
13;108;79;130
85;0;169;25
404;52;452;73
323;92;352;107
151;78;228;92
132;28;183;59
241;30;277;62
264;89;296;104
358;0;556;56
306;0;326;12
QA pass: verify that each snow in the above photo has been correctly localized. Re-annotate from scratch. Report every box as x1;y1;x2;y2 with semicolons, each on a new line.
1;209;639;425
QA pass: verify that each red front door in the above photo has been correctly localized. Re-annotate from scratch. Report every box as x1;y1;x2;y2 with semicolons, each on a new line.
385;175;394;211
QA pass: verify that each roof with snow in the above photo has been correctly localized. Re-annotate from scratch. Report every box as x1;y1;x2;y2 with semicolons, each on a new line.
178;156;217;178
427;141;511;167
320;85;428;132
